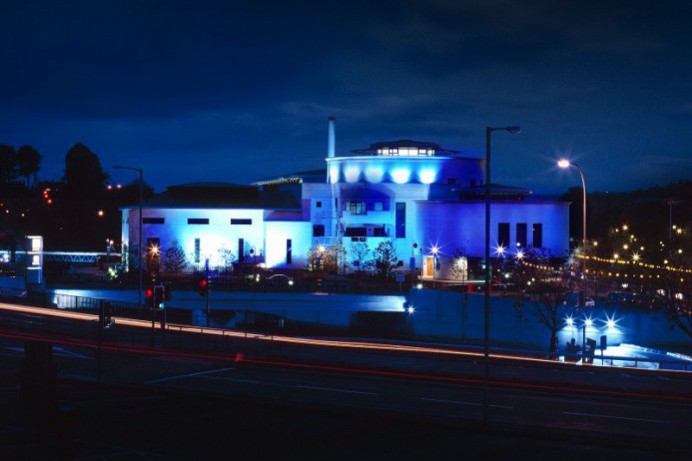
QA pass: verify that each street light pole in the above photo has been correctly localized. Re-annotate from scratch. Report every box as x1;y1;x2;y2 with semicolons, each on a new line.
557;160;588;298
483;125;520;426
114;165;144;307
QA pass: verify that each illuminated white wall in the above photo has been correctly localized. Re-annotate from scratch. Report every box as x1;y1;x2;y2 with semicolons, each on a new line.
264;221;312;269
125;208;265;270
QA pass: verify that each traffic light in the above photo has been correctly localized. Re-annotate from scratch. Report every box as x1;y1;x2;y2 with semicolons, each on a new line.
198;277;209;297
153;285;165;309
145;287;154;308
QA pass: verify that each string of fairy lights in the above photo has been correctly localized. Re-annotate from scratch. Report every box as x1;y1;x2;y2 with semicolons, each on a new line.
520;257;688;284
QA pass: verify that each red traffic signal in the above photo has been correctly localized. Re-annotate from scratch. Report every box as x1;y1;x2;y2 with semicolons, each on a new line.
145;288;154;308
198;278;209;297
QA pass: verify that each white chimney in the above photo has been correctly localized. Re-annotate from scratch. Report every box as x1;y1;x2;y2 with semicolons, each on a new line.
327;117;335;158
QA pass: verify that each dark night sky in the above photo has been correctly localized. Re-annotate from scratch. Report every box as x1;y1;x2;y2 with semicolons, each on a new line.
1;0;691;193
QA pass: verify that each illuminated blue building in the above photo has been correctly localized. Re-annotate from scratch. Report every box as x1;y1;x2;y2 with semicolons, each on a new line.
122;120;569;279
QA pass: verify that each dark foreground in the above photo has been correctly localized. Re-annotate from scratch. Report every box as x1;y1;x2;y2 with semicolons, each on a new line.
0;377;688;461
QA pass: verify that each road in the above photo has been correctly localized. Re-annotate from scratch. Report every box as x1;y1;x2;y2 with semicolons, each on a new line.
0;301;690;450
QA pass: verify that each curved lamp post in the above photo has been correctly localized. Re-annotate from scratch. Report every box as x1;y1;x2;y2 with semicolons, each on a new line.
484;125;520;425
557;159;587;248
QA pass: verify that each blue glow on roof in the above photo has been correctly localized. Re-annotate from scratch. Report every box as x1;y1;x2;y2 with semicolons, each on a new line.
365;166;384;183
391;168;411;184
418;168;437;184
344;165;361;183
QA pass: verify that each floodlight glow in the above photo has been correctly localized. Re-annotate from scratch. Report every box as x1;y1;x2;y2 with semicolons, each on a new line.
365;166;384;183
494;245;506;256
557;159;571;169
344;166;360;183
430;244;439;256
607;319;616;329
416;283;423;289
418;169;436;184
391;168;411;184
516;250;524;260
565;316;574;326
585;318;593;327
329;166;339;183
407;306;415;315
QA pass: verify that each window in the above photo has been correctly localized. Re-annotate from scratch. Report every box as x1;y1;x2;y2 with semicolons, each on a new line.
143;217;164;224
194;238;200;263
238;238;245;263
315;201;322;208
188;218;209;225
469;179;476;187
313;224;325;237
286;239;292;264
533;223;543;248
231;218;252;225
498;223;510;248
347;201;366;215
516;223;527;248
373;226;386;237
373;201;384;211
447;178;456;185
395;202;406;238
345;227;367;237
351;237;366;242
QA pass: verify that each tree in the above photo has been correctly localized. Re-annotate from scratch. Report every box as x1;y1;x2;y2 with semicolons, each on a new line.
348;241;373;275
449;249;468;280
0;145;17;183
306;244;344;273
217;247;236;273
515;250;570;354
15;145;41;187
163;241;188;275
372;240;398;278
63;143;108;194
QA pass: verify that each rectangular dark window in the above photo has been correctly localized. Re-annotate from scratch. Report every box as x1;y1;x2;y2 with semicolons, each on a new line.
469;179;476;187
316;201;322;208
395;202;406;238
350;237;366;242
533;223;543;248
345;227;367;237
313;224;325;237
238;238;244;263
194;238;200;263
188;218;209;225
286;239;292;264
373;227;385;237
498;223;510;247
516;223;527;248
347;201;366;215
230;218;252;225
143;217;164;224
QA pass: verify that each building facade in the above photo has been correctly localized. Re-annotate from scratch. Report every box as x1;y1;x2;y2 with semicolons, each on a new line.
121;122;569;279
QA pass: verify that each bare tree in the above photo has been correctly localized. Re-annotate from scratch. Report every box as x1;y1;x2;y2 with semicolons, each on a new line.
516;250;570;354
372;240;398;279
348;241;373;275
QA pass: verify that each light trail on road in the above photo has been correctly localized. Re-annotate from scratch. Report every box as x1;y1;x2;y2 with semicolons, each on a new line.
1;301;690;376
0;326;690;403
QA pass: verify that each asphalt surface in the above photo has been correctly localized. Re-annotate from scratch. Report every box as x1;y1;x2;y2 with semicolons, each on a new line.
0;303;690;460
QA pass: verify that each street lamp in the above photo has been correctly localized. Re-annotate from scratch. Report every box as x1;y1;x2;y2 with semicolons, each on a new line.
557;159;587;248
558;158;588;301
114;165;144;307
484;125;520;425
430;244;439;288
